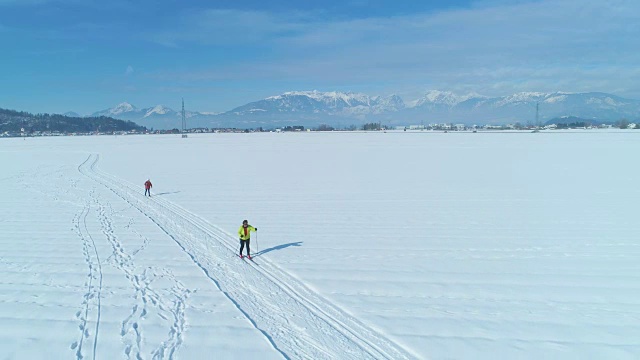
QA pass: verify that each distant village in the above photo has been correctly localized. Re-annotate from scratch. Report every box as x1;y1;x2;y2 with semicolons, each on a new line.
169;121;635;134
2;121;638;138
398;121;637;131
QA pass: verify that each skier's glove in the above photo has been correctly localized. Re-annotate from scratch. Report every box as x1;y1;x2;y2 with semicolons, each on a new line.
255;228;258;231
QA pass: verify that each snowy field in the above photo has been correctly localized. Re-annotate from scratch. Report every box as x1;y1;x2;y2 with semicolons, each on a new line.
1;131;639;359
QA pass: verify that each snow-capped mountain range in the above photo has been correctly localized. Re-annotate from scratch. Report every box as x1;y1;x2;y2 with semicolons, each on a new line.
230;91;405;118
82;90;640;129
91;103;201;130
93;102;187;118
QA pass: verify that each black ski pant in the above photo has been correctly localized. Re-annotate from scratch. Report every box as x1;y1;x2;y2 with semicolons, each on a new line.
240;239;251;256
145;189;151;196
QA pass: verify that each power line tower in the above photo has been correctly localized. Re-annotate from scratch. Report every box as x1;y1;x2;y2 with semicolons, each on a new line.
181;98;188;138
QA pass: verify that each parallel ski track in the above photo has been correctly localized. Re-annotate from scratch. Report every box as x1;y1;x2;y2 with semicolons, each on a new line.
79;154;415;360
71;198;103;360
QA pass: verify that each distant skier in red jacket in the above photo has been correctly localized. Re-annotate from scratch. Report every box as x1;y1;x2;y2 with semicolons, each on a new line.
144;179;152;196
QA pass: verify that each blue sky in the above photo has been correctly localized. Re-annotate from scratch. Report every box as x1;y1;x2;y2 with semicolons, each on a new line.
1;0;640;114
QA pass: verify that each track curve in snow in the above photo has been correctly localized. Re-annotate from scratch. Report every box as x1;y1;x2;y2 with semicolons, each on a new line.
79;153;416;360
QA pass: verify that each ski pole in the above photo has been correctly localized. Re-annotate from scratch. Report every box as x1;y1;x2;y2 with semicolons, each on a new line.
255;230;259;253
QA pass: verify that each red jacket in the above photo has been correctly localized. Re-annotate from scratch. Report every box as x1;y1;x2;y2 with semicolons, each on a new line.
144;180;152;189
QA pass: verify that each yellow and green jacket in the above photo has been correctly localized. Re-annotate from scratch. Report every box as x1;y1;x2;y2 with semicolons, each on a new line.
238;225;256;241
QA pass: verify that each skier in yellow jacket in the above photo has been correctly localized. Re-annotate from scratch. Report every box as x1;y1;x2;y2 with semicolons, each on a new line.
238;219;257;259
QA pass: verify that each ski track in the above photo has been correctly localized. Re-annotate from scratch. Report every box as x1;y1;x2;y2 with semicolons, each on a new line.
89;173;193;360
69;197;103;360
78;153;415;360
18;157;195;360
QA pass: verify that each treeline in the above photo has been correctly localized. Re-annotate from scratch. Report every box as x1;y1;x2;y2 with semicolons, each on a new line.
315;122;386;131
554;122;590;129
554;120;637;129
0;108;146;133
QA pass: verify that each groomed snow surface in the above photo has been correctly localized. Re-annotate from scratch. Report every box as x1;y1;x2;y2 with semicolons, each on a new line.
1;131;639;359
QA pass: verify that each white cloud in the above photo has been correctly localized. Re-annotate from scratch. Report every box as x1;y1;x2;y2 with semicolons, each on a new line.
125;65;134;76
147;9;309;47
148;0;640;98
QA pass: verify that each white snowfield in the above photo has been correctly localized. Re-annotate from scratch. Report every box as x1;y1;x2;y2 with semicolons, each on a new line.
1;131;639;360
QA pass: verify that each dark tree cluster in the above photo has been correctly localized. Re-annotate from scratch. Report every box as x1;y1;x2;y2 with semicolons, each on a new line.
554;122;589;129
0;108;146;134
282;126;305;132
315;124;335;131
362;122;381;131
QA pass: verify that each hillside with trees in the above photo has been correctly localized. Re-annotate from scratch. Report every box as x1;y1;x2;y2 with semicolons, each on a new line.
0;108;146;135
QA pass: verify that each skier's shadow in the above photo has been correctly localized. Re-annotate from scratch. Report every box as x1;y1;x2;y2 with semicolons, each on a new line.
255;242;302;257
154;191;181;196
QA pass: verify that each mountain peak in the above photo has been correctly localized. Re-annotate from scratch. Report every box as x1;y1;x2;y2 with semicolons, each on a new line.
63;111;81;118
267;90;370;103
112;102;137;114
144;105;173;118
414;90;475;107
240;90;400;116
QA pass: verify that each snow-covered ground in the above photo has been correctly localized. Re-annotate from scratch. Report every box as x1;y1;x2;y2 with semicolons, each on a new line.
1;131;639;359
